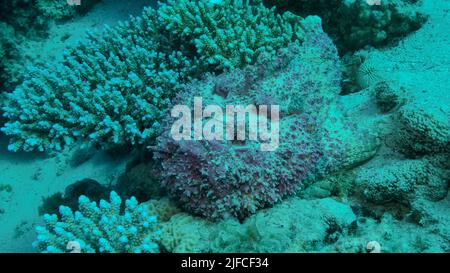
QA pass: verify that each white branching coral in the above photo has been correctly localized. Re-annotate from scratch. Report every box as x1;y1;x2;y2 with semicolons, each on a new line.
33;192;160;253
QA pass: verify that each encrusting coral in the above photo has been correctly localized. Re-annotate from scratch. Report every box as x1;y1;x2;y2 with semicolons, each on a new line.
33;191;160;253
157;197;357;253
2;0;311;152
394;102;450;156
153;21;380;220
355;159;448;207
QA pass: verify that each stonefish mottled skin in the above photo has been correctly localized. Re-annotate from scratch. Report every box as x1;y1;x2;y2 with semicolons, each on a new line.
153;21;379;220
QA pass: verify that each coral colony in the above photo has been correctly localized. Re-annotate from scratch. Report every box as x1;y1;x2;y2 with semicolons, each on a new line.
33;192;160;253
1;0;308;152
1;0;449;254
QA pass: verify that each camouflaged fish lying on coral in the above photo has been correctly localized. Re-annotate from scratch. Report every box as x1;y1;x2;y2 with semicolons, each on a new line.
152;23;380;220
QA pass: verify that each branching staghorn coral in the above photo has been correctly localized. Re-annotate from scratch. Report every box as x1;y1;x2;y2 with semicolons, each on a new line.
33;191;160;253
158;0;307;70
2;0;311;152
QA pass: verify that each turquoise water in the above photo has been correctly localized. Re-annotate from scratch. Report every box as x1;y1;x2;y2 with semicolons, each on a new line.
0;0;449;253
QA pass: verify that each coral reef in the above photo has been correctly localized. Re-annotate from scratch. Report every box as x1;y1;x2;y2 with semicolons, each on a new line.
0;0;47;35
145;197;181;222
0;22;21;92
153;30;378;220
0;0;99;33
355;159;448;207
38;178;110;216
115;162;165;202
324;212;447;253
0;0;101;91
1;0;447;254
394;102;450;156
157;197;357;253
33;191;160;253
158;0;307;70
265;0;427;52
35;0;100;20
2;0;310;152
160;213;213;253
300;171;357;201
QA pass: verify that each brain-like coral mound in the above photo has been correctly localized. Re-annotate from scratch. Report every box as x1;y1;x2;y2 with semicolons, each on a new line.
153;22;375;220
2;0;310;152
355;159;448;206
34;191;160;253
395;102;450;156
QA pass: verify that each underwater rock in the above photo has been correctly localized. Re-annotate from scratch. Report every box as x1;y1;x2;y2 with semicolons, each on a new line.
265;0;427;52
38;178;110;216
411;194;450;232
154;29;379;220
355;159;448;207
394;102;450;156
374;81;406;113
68;146;97;167
157;197;356;253
115;162;165;202
300;171;357;201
